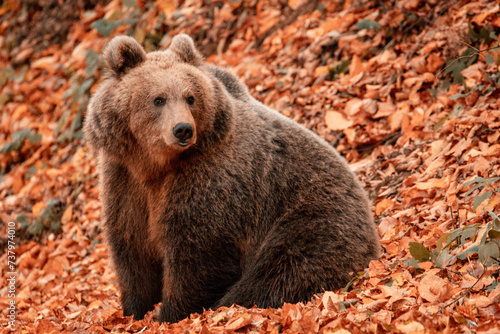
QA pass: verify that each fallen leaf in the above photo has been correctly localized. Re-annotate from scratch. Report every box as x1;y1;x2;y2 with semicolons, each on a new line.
325;111;353;130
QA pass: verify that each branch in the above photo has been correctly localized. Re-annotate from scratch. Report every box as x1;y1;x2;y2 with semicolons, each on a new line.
449;204;456;230
437;43;500;78
442;266;486;309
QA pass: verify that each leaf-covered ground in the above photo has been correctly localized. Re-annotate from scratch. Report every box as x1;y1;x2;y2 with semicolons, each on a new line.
1;0;500;332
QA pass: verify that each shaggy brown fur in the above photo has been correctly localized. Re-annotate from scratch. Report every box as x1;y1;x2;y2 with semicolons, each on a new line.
84;34;380;324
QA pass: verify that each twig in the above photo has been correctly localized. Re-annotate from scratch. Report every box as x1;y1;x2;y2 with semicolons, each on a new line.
340;299;360;308
450;204;456;230
459;40;489;62
437;43;500;78
447;269;462;276
442;265;486;309
459;40;480;53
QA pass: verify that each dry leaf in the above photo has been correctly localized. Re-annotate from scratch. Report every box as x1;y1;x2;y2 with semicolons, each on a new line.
325;111;353;130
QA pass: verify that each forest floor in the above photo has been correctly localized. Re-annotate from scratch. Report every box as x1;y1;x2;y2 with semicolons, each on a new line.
1;0;500;332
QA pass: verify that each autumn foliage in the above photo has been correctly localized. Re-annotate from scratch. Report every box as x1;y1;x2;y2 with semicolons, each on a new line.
1;0;500;332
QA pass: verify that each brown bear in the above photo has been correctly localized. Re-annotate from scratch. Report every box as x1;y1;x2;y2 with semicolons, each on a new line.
84;34;380;324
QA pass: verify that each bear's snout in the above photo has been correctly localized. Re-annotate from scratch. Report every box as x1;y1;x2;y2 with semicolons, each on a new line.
173;123;194;145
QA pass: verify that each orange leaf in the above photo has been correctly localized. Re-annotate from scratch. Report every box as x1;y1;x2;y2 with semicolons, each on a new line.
61;205;73;224
32;201;46;216
418;274;451;303
325;111;353;131
344;98;364;116
314;66;329;78
368;260;386;277
349;54;364;78
156;0;176;18
375;198;395;215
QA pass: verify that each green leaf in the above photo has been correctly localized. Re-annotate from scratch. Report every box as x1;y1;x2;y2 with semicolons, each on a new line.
74;78;95;103
27;131;42;144
383;278;396;286
461;226;477;245
492;217;500;231
488;211;500;227
444;47;477;83
85;50;100;77
27;218;43;236
473;191;492;211
107;9;123;22
435;233;451;253
409;242;430;261
434;248;451;268
457;245;479;260
468;22;482;42
480;222;492;245
489;31;498;41
464;182;484;197
449;94;464;100
488;210;500;221
0;142;13;154
336;60;350;74
1;129;41;154
91;18;122;37
70;109;84;132
0;90;13;106
13;65;28;83
451;103;464;118
355;19;382;30
16;214;29;228
402;258;421;269
447;227;463;245
462;176;485;188
11;128;30;142
486;53;495;65
484;177;500;185
0;66;14;86
62;81;77;99
488;229;500;239
433;115;448;131
487;279;499;292
80;78;95;94
121;0;138;7
478;242;500;263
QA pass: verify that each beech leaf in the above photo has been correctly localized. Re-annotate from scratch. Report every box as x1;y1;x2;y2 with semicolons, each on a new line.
355;19;381;30
409;242;430;262
473;191;492;211
478;242;500;263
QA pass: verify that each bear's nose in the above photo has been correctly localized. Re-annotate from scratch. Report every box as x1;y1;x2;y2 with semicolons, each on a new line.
173;123;193;142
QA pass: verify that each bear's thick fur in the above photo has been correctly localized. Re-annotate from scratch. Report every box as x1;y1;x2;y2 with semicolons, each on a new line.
84;34;380;324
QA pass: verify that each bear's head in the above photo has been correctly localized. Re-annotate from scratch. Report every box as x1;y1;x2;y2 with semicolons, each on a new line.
84;34;233;176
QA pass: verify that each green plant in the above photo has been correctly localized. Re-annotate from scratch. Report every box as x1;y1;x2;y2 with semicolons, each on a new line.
461;176;500;211
0;129;42;154
17;199;65;238
407;177;500;272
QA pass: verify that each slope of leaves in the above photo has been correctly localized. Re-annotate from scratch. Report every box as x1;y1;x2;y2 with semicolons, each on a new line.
1;0;500;332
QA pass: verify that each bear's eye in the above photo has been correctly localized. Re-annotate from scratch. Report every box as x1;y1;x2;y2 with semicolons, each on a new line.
154;97;166;106
186;96;195;106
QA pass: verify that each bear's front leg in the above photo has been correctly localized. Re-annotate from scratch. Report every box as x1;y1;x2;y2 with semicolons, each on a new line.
157;262;220;324
100;162;164;320
108;233;164;320
157;245;242;324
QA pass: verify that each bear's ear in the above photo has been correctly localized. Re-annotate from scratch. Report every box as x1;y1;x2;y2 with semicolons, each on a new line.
103;36;146;78
169;34;203;66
